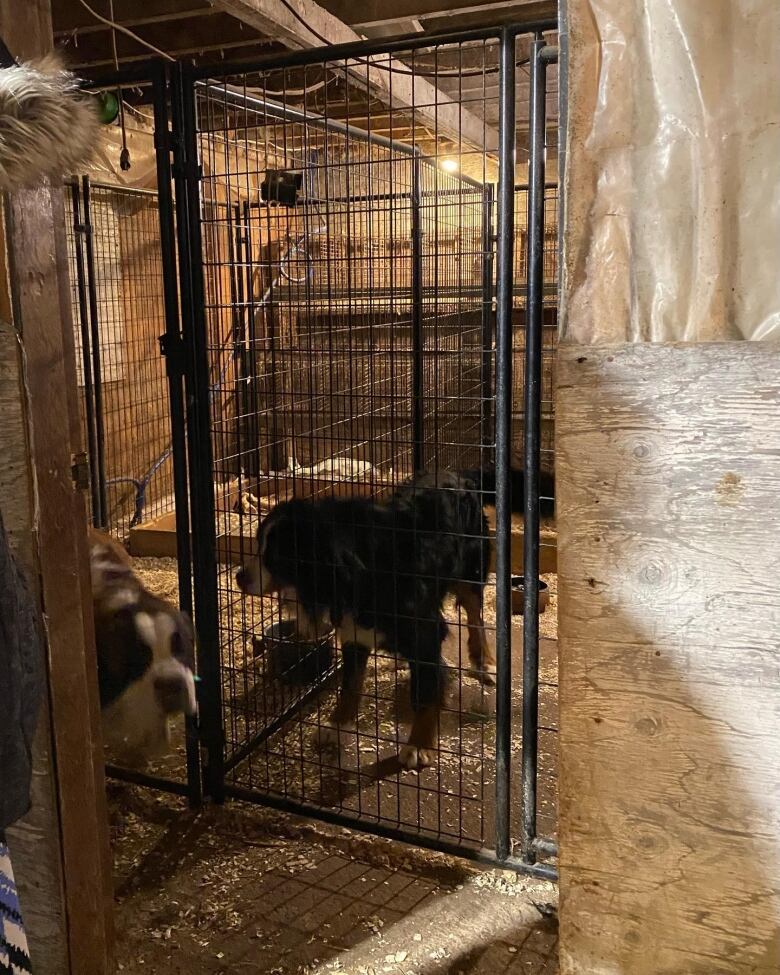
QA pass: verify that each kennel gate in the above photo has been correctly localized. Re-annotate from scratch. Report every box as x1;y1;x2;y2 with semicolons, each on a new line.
80;24;559;879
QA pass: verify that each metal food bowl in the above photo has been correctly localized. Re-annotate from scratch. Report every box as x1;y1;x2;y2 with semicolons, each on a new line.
253;619;334;686
510;576;550;616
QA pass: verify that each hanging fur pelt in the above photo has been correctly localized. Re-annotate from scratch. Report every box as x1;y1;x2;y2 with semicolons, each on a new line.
0;52;98;192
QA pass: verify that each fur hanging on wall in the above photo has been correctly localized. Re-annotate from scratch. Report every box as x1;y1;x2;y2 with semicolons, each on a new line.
0;52;99;193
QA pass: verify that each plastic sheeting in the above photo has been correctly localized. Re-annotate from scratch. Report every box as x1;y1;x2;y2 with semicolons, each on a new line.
562;0;780;343
87;118;159;190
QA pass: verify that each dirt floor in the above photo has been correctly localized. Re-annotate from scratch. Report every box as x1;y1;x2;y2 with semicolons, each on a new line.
113;551;560;974
110;787;559;975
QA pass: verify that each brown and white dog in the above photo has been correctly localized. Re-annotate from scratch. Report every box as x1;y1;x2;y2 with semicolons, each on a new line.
88;528;197;765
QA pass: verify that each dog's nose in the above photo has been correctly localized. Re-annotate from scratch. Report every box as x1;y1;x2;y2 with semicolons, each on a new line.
153;673;190;715
236;566;249;591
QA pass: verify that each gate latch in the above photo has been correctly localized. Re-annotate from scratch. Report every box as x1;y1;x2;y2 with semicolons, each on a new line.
71;452;90;491
159;332;186;377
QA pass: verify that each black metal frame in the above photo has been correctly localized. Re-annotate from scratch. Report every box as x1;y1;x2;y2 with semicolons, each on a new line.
78;22;559;879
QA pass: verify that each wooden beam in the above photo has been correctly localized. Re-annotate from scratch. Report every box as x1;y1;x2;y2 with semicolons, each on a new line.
0;2;114;972
208;0;500;150
326;0;554;28
53;5;215;37
68;36;279;70
421;4;555;33
52;0;211;33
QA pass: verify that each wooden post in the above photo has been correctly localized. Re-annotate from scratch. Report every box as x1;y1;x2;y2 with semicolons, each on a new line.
0;2;114;972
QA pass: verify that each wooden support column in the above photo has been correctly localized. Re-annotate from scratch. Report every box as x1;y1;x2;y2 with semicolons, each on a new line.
0;2;114;972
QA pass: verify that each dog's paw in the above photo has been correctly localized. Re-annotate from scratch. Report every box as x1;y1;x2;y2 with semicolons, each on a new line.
468;663;497;687
314;724;340;751
399;744;435;771
314;723;353;751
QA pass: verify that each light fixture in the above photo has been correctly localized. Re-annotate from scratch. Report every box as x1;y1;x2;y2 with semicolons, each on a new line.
441;158;458;173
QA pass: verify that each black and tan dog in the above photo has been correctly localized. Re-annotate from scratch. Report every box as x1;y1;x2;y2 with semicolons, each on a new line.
89;528;197;765
236;472;493;770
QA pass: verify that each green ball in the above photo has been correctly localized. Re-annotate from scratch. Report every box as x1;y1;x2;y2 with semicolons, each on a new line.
96;91;119;125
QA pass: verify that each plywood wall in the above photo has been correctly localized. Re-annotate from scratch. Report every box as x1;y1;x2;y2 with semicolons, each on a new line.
557;343;780;974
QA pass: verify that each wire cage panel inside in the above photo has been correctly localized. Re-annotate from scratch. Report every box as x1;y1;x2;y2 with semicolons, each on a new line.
66;179;176;538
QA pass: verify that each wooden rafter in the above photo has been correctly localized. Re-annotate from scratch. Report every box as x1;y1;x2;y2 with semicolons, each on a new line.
208;0;501;150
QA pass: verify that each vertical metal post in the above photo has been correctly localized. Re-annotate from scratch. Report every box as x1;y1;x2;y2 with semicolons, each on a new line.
479;182;495;471
81;175;108;529
69;182;102;526
152;62;202;807
521;35;548;862
171;63;225;803
494;27;516;863
243;200;267;474
411;152;424;473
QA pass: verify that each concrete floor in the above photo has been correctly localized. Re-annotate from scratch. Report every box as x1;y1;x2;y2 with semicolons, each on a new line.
111;787;558;975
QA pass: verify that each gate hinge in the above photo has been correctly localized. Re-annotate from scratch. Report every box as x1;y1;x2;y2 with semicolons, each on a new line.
159;332;187;377
71;451;90;491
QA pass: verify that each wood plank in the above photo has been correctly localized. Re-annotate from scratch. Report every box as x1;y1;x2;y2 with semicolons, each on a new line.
0;5;73;970
6;180;115;975
129;496;557;573
557;343;780;975
0;4;114;971
209;0;500;151
328;0;555;29
0;309;69;973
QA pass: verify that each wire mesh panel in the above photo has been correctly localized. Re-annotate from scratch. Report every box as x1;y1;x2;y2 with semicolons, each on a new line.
181;24;558;872
66;179;176;538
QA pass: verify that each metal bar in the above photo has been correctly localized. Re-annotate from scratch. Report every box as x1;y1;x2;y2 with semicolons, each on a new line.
494;26;516;864
411;153;424;473
223;782;559;882
80;174;109;529
152;61;203;808
480;182;495;472
521;34;548;864
171;62;225;803
532;837;558;859
188;22;557;82
68;181;102;526
247;185;487;208
223;668;341;774
199;85;485;192
199;81;419;158
84;180;160;198
79;61;159;90
105;765;192;797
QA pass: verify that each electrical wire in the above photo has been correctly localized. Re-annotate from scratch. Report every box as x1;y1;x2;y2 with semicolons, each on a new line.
74;0;534;80
73;0;175;61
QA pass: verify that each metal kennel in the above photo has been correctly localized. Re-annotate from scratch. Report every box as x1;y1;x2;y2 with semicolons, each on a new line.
76;23;560;879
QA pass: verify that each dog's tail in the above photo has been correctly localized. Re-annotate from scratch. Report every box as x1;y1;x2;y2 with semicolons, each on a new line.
460;466;555;518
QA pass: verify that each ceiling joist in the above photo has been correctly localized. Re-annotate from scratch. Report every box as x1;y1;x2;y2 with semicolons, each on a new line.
208;0;501;150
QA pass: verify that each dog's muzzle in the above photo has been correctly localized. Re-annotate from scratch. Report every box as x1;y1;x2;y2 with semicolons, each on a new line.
236;560;276;596
152;660;197;716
